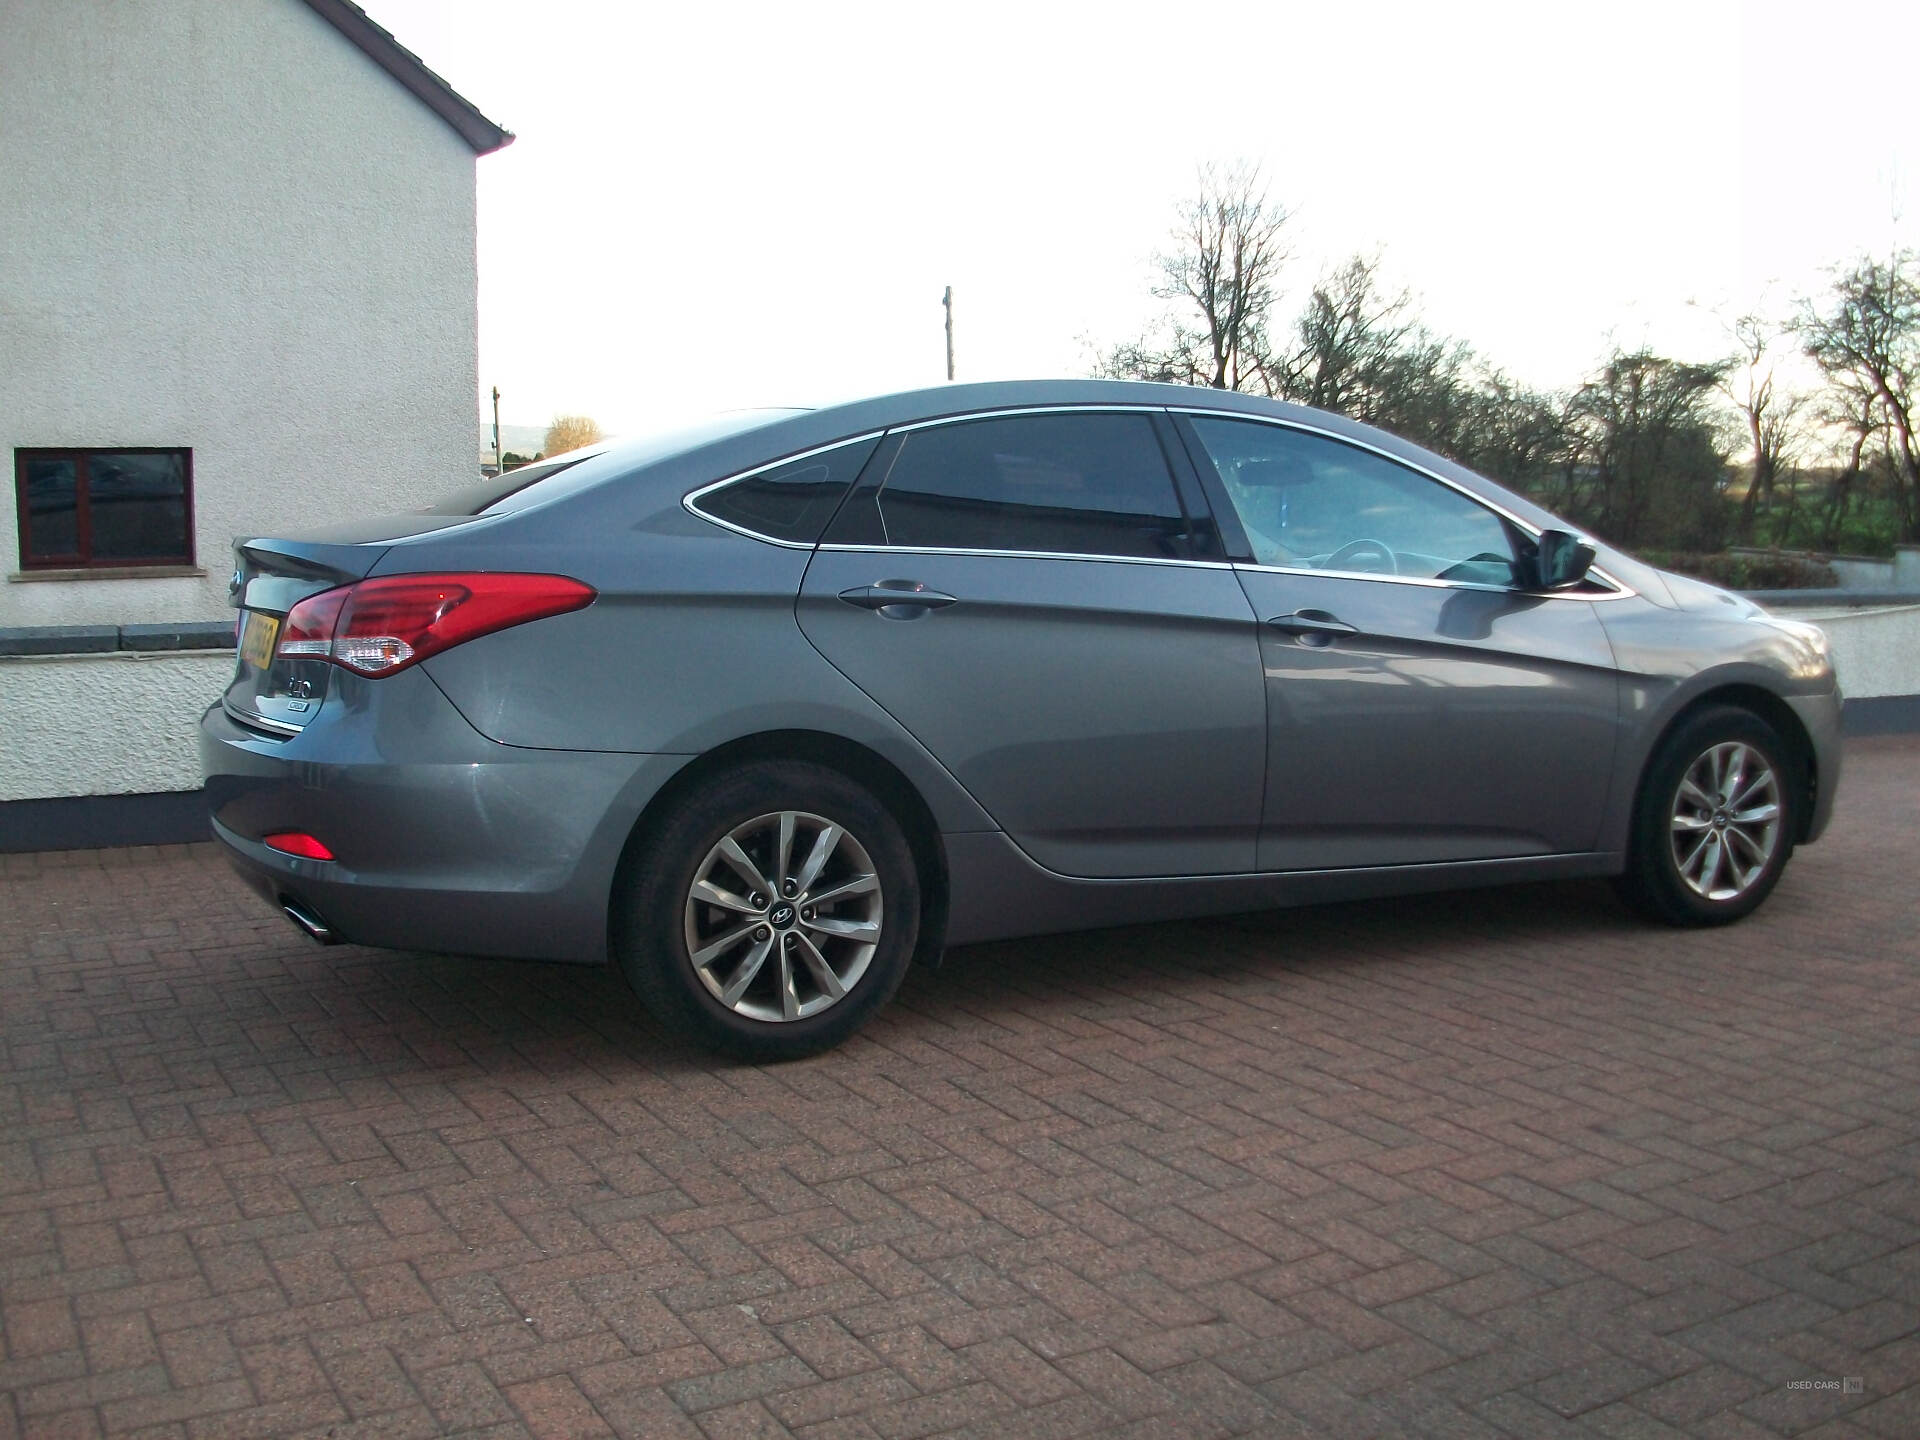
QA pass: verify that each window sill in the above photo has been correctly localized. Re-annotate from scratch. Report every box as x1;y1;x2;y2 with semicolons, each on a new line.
8;565;206;583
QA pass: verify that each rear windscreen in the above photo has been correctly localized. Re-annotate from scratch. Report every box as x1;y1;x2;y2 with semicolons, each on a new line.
430;410;811;519
422;457;589;517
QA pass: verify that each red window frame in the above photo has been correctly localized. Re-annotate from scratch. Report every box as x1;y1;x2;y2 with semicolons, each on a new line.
14;447;195;569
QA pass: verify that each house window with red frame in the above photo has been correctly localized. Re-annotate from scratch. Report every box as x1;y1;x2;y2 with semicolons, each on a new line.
14;449;194;569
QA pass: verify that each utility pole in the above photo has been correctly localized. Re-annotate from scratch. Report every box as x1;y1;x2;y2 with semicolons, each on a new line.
942;286;954;381
491;386;502;473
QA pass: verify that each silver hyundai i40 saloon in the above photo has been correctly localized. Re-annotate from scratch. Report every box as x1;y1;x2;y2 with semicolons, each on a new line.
201;380;1841;1059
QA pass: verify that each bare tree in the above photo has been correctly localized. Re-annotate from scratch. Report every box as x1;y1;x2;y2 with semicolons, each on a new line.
1805;388;1880;552
1454;367;1576;497
1091;174;1881;559
542;415;605;458
1799;250;1920;541
1721;315;1807;542
1270;254;1476;451
1276;254;1418;410
1096;164;1289;390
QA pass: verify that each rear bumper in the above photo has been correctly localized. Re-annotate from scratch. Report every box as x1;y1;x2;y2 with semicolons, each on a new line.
209;814;619;963
199;680;690;963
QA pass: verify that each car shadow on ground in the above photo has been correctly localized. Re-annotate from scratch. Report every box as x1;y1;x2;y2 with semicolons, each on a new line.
225;875;1647;1082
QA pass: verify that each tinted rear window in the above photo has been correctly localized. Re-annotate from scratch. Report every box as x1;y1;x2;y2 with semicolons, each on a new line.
873;412;1190;558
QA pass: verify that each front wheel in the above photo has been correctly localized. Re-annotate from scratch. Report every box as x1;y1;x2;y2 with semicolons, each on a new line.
1614;705;1800;926
615;761;920;1060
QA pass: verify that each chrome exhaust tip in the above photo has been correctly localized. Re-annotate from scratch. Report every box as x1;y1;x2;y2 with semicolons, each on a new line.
281;900;335;945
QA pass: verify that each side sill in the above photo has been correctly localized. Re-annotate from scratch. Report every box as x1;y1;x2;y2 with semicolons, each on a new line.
942;832;1622;947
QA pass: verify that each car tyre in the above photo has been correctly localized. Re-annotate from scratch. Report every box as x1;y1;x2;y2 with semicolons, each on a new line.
615;761;920;1060
1614;705;1800;927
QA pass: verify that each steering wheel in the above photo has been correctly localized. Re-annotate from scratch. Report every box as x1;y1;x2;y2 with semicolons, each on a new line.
1323;537;1400;575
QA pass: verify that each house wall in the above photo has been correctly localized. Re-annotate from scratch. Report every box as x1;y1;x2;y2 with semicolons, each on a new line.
0;651;229;802
0;0;479;627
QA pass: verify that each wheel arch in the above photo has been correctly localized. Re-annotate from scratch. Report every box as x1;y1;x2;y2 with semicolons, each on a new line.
1642;683;1819;843
609;729;950;968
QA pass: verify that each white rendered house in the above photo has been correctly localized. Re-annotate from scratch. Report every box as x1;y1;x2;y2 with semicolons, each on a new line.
0;0;508;835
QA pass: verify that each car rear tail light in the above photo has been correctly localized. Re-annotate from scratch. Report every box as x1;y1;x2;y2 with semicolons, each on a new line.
277;587;347;659
274;573;594;677
264;832;335;860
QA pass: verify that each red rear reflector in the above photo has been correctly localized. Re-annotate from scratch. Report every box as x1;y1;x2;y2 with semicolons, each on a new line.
264;832;335;861
273;572;594;677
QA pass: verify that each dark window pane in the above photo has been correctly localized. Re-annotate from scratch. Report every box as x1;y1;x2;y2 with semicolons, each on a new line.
876;413;1187;558
1189;418;1517;582
22;457;79;559
697;436;880;543
87;452;189;561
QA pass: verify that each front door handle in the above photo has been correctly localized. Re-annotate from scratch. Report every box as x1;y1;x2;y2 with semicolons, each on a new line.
1268;609;1357;639
838;581;959;616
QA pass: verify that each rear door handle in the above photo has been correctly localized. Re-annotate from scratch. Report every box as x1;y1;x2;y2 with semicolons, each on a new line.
837;581;959;615
1268;610;1357;638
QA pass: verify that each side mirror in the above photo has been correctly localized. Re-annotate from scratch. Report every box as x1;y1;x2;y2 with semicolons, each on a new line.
1528;529;1597;590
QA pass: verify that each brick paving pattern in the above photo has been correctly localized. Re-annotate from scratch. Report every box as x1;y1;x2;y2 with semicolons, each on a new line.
3;736;1917;1439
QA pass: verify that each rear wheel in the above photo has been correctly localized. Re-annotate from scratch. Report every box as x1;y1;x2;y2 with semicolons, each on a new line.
1614;705;1799;926
615;761;919;1059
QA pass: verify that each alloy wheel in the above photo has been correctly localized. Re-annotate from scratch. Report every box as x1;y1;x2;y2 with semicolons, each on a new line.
1668;741;1782;902
682;810;883;1022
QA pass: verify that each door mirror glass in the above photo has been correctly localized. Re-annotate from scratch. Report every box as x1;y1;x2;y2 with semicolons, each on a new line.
1529;529;1597;590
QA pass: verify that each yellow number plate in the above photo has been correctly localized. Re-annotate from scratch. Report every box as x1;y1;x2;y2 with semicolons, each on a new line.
239;611;280;669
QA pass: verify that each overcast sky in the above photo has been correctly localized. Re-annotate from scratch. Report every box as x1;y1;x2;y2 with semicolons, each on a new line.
359;0;1915;436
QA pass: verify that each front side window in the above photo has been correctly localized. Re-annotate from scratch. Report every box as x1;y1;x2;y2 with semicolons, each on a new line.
1187;418;1519;585
14;448;193;569
872;412;1192;560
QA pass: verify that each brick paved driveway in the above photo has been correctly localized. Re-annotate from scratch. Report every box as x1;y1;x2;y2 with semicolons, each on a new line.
3;737;1917;1440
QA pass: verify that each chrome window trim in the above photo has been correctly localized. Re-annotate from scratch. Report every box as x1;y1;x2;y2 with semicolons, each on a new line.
815;543;1234;570
1231;563;1500;593
887;403;1161;432
1558;577;1635;602
682;402;1637;600
1170;406;1637;600
682;430;888;549
1229;555;1636;605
